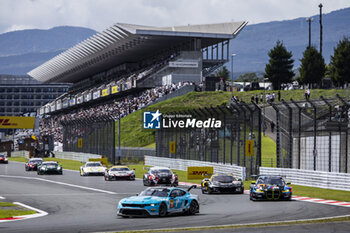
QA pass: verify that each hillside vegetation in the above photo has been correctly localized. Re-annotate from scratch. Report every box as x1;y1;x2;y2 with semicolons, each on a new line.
119;89;350;147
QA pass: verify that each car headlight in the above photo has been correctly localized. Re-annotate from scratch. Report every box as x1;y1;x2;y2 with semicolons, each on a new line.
150;203;156;206
58;166;62;170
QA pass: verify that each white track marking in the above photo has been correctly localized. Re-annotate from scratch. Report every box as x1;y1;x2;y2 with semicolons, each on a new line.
0;175;117;194
0;202;48;223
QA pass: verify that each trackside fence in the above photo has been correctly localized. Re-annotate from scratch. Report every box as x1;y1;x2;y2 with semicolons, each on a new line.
260;167;350;191
145;155;246;180
54;151;101;162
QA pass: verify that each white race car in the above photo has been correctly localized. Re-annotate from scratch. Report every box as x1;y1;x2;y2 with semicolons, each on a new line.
80;162;106;176
104;166;135;181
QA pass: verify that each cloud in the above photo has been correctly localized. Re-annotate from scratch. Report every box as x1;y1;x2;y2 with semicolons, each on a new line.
0;0;350;34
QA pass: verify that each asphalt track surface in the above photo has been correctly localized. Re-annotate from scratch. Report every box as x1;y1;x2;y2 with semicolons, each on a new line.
1;162;350;233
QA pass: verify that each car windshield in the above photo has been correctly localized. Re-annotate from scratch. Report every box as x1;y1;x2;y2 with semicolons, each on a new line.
29;159;42;163
86;163;101;167
111;167;129;171
152;169;171;174
43;163;57;166
0;155;5;158
139;188;170;197
259;178;284;185
212;175;236;182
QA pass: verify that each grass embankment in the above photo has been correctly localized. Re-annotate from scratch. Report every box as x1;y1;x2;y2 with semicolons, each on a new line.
119;89;350;148
0;202;36;219
9;157;350;202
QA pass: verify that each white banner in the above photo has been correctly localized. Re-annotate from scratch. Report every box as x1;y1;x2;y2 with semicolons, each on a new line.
169;61;199;68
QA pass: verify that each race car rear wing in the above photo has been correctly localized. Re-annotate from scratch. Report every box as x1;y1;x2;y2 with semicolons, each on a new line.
187;185;197;192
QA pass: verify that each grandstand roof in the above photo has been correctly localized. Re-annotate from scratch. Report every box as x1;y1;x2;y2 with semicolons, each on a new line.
28;21;247;84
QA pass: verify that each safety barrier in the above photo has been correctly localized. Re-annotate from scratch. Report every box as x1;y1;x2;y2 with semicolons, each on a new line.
54;151;102;162
260;167;350;191
145;155;246;180
11;150;30;158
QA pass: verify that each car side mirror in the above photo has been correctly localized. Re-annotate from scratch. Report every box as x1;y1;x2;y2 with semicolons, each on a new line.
251;181;256;184
286;182;291;185
203;178;209;181
135;193;138;196
238;179;242;181
133;168;135;170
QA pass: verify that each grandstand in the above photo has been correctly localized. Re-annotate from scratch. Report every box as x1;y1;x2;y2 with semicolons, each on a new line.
27;21;247;152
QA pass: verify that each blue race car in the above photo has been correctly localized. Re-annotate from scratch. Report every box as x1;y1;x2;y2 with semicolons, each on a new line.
117;185;199;217
250;175;292;201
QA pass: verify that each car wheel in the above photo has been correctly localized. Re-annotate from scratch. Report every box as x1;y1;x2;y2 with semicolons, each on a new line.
188;200;199;215
207;187;212;194
239;188;244;194
158;203;167;217
121;215;129;218
143;179;148;186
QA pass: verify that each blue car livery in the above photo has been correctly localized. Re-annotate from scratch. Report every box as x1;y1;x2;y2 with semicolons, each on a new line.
117;186;199;217
250;175;292;201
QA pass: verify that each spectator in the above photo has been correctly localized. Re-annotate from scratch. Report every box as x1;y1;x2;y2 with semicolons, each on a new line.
255;95;259;104
270;121;275;133
260;93;263;103
278;90;281;101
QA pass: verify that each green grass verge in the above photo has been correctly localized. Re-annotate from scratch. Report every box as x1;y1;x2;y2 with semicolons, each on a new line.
0;209;36;219
0;202;16;207
0;202;36;219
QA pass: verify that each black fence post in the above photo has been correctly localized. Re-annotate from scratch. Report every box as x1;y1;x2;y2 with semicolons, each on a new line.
282;100;293;168
251;101;262;168
306;99;317;171
291;99;302;169
270;103;280;168
320;96;332;172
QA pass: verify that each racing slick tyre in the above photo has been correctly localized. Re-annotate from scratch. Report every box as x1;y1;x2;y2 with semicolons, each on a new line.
143;179;150;186
239;188;244;194
187;200;199;215
159;203;167;217
207;187;212;194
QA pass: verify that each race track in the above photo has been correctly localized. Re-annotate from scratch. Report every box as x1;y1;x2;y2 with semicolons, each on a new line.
1;162;350;233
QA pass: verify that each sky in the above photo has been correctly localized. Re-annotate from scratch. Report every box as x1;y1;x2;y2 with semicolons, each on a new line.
1;0;350;34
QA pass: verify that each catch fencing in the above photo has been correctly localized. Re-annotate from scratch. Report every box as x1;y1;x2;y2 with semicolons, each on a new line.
263;95;350;173
260;167;350;191
61;115;116;164
155;102;262;178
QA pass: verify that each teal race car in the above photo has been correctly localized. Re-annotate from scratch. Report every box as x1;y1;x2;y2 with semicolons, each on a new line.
37;161;63;175
117;186;199;217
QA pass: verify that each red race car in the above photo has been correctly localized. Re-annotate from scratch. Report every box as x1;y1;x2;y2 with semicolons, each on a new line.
25;158;43;171
0;153;8;164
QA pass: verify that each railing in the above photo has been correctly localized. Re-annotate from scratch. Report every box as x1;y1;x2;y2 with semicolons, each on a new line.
259;167;350;191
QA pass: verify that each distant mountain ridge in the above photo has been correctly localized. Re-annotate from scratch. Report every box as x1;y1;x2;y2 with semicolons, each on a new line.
0;7;349;76
229;7;350;75
0;26;96;75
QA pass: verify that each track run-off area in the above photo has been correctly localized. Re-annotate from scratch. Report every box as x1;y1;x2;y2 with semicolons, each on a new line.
1;162;350;233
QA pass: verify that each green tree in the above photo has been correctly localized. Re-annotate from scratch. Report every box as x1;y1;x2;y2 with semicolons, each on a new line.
264;41;294;90
329;37;350;87
215;66;230;81
299;46;326;86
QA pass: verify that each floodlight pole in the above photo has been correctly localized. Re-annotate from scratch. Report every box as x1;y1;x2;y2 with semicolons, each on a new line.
319;3;323;55
306;18;314;48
